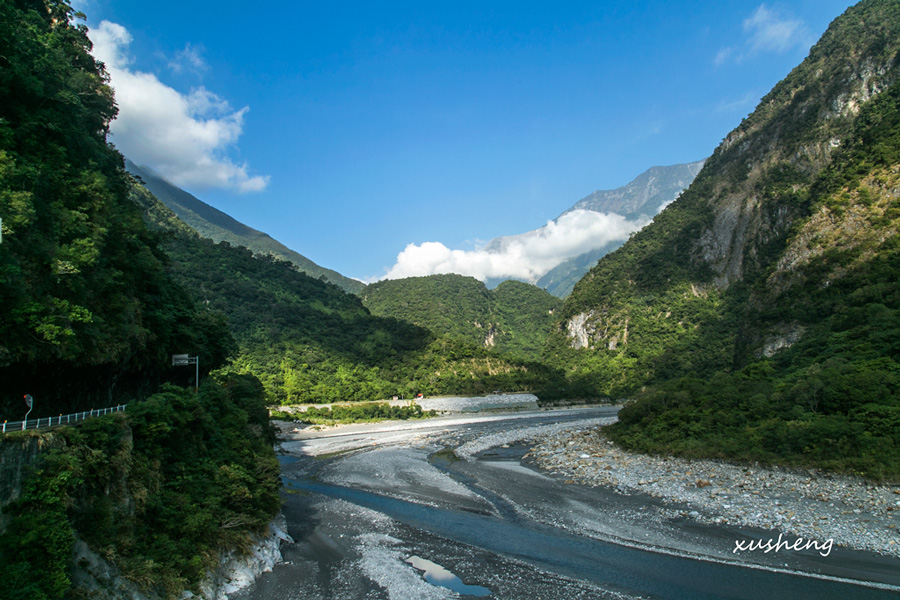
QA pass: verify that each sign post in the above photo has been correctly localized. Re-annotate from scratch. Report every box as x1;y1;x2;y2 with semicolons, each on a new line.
22;394;33;430
172;354;200;391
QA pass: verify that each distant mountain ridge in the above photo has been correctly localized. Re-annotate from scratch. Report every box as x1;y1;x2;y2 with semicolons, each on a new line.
484;160;704;297
564;160;705;219
125;160;364;294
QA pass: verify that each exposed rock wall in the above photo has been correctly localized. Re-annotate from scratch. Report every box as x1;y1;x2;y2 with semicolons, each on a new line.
0;433;64;533
70;513;293;600
0;431;289;600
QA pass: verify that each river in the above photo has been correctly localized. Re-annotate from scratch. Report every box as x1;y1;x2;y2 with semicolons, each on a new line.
234;405;900;599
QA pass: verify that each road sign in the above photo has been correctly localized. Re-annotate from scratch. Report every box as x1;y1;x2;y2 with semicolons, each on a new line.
171;354;200;391
23;394;33;429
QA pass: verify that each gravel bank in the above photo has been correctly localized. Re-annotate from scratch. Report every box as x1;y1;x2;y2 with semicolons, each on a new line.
526;423;900;558
455;417;617;460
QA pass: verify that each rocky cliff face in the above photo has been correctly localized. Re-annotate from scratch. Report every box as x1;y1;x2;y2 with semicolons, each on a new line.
687;10;899;292
0;434;64;533
552;0;900;387
70;515;292;600
0;427;288;600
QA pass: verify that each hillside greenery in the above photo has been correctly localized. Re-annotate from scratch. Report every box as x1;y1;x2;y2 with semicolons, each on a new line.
0;374;280;600
271;401;435;425
548;0;900;479
362;274;562;361
0;0;233;417
135;204;557;403
0;4;279;599
126;161;365;295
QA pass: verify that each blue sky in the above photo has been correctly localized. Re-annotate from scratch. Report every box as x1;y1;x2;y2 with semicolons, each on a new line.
75;0;855;281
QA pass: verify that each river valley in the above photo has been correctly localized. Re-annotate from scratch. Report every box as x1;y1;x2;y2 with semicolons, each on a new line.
235;404;900;600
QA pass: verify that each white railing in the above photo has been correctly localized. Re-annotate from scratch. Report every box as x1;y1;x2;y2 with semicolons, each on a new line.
1;404;127;434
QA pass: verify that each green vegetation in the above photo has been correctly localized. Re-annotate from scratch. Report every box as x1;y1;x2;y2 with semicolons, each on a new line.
0;0;233;415
362;274;562;361
0;5;278;598
0;374;280;600
126;160;365;295
271;401;435;424
134;203;556;403
548;0;900;479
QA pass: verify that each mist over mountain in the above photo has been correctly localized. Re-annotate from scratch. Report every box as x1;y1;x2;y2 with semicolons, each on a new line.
534;160;705;296
383;161;704;293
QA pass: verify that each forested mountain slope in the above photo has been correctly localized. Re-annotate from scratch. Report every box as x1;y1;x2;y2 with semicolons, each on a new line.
126;160;365;295
547;0;900;478
0;0;232;416
133;190;554;403
0;4;280;599
362;274;562;361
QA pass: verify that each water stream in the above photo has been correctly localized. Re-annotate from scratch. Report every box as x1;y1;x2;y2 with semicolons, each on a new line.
405;555;492;596
284;478;897;600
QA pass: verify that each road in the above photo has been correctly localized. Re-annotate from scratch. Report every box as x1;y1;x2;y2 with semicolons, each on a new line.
234;406;900;599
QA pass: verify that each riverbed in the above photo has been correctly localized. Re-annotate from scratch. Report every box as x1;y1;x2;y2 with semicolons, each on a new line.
234;406;900;599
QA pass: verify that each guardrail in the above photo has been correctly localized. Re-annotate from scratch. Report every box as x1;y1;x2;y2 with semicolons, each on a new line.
1;405;127;434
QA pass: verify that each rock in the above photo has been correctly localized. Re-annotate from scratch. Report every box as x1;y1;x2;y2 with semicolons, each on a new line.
696;479;711;488
73;513;292;600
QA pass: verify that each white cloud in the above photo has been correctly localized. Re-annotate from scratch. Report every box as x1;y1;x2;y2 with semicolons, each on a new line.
169;43;207;74
743;5;806;53
90;21;268;193
714;47;733;66
715;4;811;65
378;210;649;283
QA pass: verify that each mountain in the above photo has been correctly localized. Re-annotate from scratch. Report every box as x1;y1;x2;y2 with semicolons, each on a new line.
535;244;623;298
561;161;706;219
483;161;704;297
125;160;365;295
0;5;233;414
546;0;900;478
0;5;277;598
362;274;562;361
132;186;555;402
536;161;705;297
